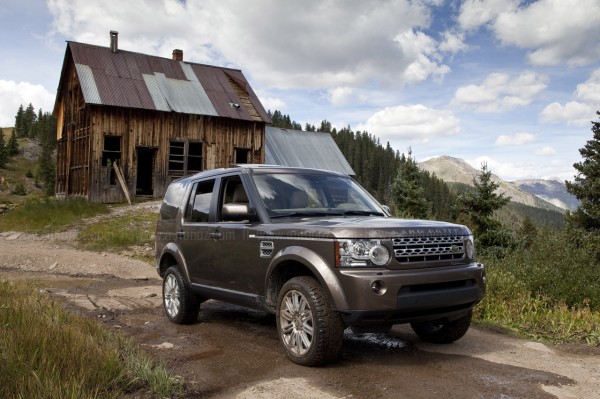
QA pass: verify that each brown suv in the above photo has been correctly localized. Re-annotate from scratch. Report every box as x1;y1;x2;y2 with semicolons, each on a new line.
155;165;486;366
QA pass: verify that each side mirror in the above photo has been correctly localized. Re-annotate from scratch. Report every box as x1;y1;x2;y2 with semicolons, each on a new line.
381;205;391;216
222;203;255;222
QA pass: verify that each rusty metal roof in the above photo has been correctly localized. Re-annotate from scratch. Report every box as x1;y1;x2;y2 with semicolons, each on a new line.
58;41;271;123
265;127;355;175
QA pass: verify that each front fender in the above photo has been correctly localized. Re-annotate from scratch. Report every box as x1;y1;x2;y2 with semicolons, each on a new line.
266;245;349;310
158;242;191;283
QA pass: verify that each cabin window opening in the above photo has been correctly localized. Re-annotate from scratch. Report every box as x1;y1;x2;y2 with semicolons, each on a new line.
102;135;121;186
235;148;250;164
169;140;203;177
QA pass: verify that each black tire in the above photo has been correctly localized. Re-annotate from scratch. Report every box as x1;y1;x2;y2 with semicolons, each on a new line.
276;276;344;366
162;266;200;324
410;310;472;344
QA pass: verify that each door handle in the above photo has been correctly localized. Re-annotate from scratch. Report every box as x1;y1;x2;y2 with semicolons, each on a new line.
176;231;185;239
209;232;222;239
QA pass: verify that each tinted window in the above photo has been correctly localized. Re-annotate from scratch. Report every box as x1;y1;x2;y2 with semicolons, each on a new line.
185;180;215;223
160;181;188;220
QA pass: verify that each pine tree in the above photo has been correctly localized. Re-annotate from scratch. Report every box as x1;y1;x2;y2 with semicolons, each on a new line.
566;111;600;231
14;104;25;137
459;163;512;248
0;128;7;168
7;130;19;156
391;150;428;219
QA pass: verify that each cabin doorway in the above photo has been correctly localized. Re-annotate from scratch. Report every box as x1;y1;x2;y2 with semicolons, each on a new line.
136;147;156;196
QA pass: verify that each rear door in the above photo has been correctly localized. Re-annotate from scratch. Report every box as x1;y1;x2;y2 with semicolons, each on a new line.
177;178;219;286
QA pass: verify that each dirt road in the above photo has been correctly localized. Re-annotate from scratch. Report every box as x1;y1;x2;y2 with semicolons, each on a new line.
1;231;599;398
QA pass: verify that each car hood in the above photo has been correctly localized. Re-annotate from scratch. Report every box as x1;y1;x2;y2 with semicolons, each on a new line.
258;216;471;239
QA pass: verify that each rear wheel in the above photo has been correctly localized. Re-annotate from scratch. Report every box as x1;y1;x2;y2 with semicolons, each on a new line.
162;266;200;324
410;310;472;343
276;276;344;366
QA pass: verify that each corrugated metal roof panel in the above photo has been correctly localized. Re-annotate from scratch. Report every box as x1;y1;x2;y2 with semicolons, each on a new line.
75;64;102;104
143;74;170;112
265;127;355;175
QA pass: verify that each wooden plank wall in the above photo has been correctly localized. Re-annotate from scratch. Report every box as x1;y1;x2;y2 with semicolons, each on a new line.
86;106;265;203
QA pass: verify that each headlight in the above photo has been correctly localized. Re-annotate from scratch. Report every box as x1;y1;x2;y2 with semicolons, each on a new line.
465;235;476;259
336;239;390;267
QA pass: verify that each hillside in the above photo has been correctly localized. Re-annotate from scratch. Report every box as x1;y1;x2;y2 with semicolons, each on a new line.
419;156;565;213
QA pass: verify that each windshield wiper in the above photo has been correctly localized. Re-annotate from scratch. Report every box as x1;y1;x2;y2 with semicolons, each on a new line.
270;211;339;219
338;210;384;217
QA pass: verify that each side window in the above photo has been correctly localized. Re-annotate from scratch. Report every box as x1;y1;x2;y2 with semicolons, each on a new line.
185;179;215;223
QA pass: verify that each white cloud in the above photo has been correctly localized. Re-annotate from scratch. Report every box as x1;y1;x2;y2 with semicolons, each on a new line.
539;68;600;126
575;68;600;103
459;0;600;67
46;0;452;90
439;30;467;54
539;101;596;127
327;87;356;106
495;132;536;146
535;146;557;156
256;95;286;113
466;155;573;181
356;105;460;143
0;80;55;127
458;0;518;31
452;71;547;112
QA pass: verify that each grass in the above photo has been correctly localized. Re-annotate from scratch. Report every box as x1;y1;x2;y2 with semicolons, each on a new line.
474;265;600;346
77;208;156;263
0;280;182;399
0;197;109;233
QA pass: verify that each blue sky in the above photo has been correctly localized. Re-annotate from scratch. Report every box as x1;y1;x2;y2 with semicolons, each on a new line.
1;0;599;182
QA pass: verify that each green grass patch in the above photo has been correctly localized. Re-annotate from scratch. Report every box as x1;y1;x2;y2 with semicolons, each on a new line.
0;198;109;233
78;209;156;253
0;280;182;398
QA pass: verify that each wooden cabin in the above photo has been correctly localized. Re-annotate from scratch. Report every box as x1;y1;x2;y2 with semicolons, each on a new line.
53;31;271;203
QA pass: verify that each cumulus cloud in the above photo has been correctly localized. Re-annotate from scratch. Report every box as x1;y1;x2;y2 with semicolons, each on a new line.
452;71;547;112
539;68;600;126
46;0;452;90
356;105;460;143
439;30;468;54
495;132;536;146
0;80;55;126
327;87;356;106
459;0;600;67
539;101;596;127
256;94;286;113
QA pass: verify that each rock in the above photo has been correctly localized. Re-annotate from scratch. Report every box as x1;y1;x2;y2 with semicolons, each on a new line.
6;233;20;241
49;261;58;270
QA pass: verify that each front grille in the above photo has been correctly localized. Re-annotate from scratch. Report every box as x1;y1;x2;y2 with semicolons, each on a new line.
393;236;465;263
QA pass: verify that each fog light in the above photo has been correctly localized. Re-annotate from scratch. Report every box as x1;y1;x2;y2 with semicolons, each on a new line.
370;280;387;295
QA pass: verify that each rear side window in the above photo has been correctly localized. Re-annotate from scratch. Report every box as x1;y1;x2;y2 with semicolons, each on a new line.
185;179;215;223
160;181;187;220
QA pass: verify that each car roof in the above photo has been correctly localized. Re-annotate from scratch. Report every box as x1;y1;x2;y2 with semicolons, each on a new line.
173;164;349;184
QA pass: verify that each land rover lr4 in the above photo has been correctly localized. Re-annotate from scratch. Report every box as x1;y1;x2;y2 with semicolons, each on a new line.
155;165;486;366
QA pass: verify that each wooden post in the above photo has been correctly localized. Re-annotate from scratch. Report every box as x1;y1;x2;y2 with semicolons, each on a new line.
113;161;132;204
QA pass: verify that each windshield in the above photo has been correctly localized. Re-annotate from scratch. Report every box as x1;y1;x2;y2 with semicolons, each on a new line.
252;172;385;218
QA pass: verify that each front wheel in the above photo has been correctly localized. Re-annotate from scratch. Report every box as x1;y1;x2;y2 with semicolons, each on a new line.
410;310;472;344
276;276;344;366
162;266;200;324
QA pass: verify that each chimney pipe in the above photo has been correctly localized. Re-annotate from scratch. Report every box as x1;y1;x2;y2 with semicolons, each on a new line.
172;49;183;61
110;31;118;53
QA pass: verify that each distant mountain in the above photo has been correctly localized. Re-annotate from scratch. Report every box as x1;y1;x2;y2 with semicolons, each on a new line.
513;179;579;211
418;156;565;212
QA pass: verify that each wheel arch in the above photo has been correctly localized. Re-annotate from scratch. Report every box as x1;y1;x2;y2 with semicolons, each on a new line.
157;242;191;282
264;246;349;311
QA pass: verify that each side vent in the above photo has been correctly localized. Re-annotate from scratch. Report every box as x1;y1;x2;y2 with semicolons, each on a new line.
260;241;274;258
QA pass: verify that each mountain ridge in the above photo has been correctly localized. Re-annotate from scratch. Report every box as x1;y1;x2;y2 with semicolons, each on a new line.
419;156;577;212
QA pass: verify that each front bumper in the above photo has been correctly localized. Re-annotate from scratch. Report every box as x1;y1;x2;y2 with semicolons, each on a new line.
334;262;486;326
